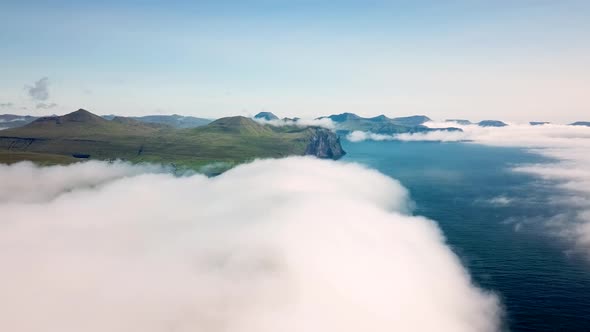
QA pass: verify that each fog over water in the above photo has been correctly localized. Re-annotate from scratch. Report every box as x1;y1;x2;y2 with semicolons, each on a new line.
0;157;500;332
348;122;590;254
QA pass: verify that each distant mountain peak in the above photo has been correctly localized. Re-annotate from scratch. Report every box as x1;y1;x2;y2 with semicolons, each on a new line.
31;109;107;126
391;115;431;126
254;112;279;121
369;114;391;122
321;113;361;123
62;109;106;122
478;120;507;127
446;119;472;125
570;121;590;127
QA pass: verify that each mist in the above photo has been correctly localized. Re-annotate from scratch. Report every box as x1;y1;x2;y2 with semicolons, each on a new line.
254;117;336;130
0;157;500;331
348;123;590;254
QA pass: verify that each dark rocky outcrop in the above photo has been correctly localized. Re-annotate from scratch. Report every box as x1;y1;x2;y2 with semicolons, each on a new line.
304;128;345;159
530;121;550;126
570;121;590;127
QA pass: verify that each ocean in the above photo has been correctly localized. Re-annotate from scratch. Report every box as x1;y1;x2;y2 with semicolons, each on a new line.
341;140;590;331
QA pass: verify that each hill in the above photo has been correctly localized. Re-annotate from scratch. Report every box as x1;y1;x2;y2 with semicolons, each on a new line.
570;121;590;127
390;115;431;126
318;112;458;135
0;109;344;171
102;114;211;128
254;112;279;121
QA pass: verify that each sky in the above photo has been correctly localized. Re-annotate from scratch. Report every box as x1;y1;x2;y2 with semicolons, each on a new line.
0;0;589;122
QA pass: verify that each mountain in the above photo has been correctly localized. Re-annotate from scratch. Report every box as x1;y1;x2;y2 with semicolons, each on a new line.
390;115;431;126
254;112;279;121
318;112;362;123
530;121;550;126
446;119;473;125
102;114;211;128
0;109;345;170
570;121;590;127
478;120;507;127
0;114;38;129
318;112;458;135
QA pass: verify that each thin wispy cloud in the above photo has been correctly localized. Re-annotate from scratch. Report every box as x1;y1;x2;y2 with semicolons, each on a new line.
25;77;50;101
35;102;58;109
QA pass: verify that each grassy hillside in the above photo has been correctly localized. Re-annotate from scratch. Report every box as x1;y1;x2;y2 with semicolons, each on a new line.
0;109;344;171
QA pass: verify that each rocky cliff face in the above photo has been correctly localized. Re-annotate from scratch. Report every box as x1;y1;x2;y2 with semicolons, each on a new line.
304;128;345;159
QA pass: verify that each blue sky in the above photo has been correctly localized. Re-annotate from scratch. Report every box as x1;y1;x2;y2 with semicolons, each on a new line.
1;0;589;122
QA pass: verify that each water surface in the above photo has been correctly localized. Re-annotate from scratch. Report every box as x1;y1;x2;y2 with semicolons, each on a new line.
342;140;590;331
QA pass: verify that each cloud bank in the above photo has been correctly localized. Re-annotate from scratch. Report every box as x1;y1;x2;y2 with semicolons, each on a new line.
0;158;500;332
254;117;335;130
348;122;590;254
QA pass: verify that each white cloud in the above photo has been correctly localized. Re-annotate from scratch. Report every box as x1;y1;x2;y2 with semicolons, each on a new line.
488;196;513;206
25;77;50;101
0;157;500;332
254;117;335;130
0;161;169;203
346;130;396;142
349;122;590;254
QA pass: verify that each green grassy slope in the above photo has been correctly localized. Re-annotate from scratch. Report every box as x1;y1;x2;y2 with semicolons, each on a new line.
0;109;343;170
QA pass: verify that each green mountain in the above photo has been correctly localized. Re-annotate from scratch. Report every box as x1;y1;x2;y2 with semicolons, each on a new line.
390;115;431;126
0;109;345;171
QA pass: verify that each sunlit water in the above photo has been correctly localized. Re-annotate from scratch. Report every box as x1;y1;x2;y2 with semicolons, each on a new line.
342;140;590;331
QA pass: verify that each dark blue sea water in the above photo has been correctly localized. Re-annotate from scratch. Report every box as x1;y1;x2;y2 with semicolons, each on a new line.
341;140;590;332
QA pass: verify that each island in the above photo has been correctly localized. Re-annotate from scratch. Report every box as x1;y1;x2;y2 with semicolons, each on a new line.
317;112;460;135
0;109;345;173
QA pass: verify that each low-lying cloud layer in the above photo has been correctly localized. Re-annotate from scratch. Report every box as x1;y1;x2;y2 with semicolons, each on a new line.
0;158;500;331
348;122;590;254
254;117;335;130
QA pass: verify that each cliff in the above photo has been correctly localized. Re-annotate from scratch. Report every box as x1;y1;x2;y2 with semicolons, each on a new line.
304;128;345;159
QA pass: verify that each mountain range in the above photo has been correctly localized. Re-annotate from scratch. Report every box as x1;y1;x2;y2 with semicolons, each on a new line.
0;109;344;173
316;113;461;134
